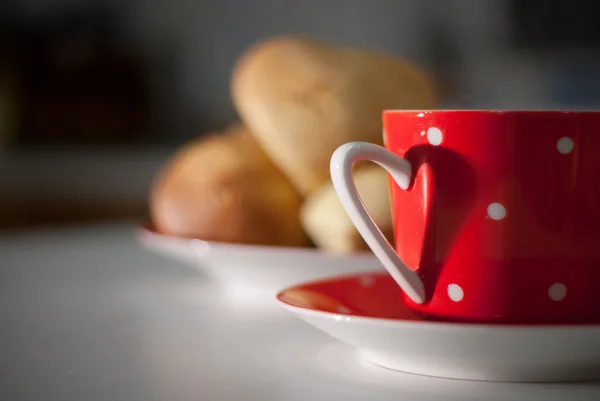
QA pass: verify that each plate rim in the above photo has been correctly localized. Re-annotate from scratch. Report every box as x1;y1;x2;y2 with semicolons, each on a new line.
136;223;378;260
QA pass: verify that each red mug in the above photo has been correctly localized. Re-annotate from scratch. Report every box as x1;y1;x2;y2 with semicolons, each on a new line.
330;110;600;323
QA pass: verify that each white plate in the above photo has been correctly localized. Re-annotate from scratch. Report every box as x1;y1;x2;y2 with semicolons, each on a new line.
136;226;384;308
277;272;600;382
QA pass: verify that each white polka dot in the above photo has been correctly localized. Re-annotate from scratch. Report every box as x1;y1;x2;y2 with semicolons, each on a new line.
487;203;506;220
548;283;567;301
427;127;443;146
420;130;426;136
557;137;574;154
358;275;375;288
447;284;464;302
337;305;351;314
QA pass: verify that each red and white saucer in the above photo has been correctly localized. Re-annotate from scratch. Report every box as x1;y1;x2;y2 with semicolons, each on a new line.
277;272;600;382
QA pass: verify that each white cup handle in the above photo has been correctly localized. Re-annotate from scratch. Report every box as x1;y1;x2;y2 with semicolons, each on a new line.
330;142;426;304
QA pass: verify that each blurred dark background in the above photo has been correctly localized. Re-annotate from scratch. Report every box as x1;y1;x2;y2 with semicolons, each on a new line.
1;0;599;231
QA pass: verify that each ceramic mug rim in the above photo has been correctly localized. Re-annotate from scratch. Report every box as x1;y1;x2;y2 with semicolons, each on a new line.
383;109;600;114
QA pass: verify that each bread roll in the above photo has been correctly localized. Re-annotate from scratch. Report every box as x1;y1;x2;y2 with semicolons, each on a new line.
151;125;309;247
301;166;393;253
232;35;436;196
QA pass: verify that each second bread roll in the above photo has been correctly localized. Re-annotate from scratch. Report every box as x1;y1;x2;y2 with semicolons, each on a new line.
301;166;393;253
232;35;436;196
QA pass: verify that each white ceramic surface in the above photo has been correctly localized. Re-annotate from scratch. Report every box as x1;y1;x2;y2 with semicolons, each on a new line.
136;226;384;306
2;222;600;400
279;273;600;383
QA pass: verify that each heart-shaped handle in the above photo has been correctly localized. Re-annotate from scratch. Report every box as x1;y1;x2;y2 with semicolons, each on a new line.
330;142;426;304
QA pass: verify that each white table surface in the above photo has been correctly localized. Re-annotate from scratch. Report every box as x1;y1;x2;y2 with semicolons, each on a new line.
1;222;600;401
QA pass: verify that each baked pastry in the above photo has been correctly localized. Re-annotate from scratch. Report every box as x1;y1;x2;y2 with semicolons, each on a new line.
232;35;436;196
151;125;309;247
301;165;393;253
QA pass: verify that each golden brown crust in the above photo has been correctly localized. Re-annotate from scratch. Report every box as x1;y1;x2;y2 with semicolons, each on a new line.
150;125;309;247
232;36;436;196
